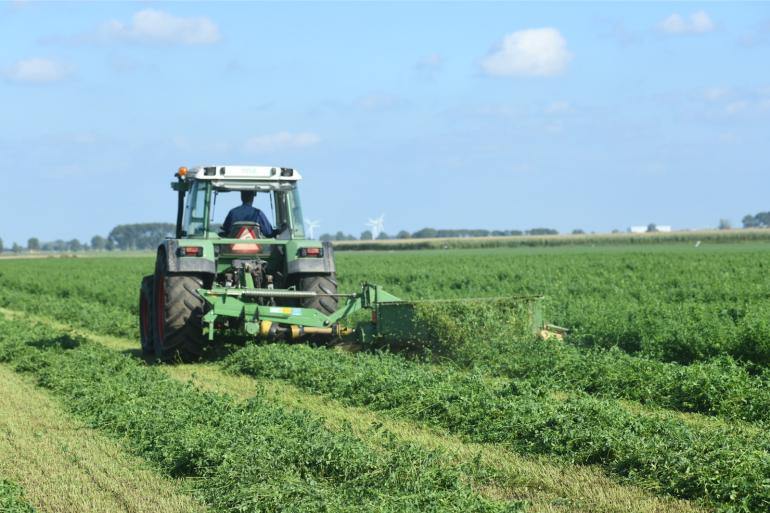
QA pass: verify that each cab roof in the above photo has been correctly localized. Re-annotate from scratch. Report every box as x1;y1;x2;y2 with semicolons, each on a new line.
187;165;302;181
181;165;303;191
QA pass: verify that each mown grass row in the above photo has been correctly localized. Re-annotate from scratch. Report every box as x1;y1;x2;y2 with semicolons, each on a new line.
0;317;519;513
224;343;770;512
495;339;770;424
0;286;136;339
0;480;36;513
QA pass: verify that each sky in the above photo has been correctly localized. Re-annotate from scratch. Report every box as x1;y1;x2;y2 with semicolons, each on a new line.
1;1;770;245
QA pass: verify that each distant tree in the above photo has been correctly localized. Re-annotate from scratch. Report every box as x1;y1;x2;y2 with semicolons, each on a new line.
360;230;373;240
527;228;559;236
68;239;82;252
108;223;175;250
412;227;437;239
647;223;658;233
396;230;411;239
0;237;3;253
27;238;40;251
572;229;585;235
742;214;760;228
334;231;347;241
346;234;356;241
757;212;770;227
11;242;22;254
105;238;115;251
718;219;732;230
91;235;107;251
319;233;333;242
376;232;390;240
42;240;65;252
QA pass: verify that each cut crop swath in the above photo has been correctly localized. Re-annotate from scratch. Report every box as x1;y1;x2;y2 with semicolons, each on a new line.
0;317;518;513
225;343;770;512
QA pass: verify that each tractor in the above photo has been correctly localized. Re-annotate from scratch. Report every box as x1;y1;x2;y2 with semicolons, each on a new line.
140;165;549;361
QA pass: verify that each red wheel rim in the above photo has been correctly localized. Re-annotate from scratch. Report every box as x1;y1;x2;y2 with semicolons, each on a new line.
155;278;165;343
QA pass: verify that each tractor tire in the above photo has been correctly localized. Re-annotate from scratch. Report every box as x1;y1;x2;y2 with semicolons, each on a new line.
298;273;338;315
139;275;155;356
153;255;207;362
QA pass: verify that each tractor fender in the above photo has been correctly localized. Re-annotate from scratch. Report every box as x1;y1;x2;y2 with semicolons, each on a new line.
287;241;336;274
159;239;216;275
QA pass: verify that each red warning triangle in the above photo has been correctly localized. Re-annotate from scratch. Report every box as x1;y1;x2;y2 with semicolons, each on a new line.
231;227;262;253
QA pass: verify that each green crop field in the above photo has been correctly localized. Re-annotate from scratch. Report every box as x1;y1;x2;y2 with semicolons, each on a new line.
2;242;770;512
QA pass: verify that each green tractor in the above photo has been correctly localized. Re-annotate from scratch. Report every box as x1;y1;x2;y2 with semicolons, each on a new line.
140;165;549;361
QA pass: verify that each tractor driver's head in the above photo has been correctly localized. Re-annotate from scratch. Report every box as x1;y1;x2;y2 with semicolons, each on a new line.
240;190;256;205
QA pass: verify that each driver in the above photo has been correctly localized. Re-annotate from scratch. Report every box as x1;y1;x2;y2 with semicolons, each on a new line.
221;190;275;237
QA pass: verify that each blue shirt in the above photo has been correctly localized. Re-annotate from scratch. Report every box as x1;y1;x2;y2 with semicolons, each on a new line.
222;204;274;237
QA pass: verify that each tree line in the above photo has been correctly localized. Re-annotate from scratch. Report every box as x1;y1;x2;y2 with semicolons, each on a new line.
0;224;561;253
0;223;175;253
3;215;768;254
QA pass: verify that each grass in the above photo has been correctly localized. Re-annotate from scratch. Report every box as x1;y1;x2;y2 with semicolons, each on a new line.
0;317;517;513
170;364;708;513
223;343;770;511
0;480;36;513
0;307;707;513
3;243;770;510
0;364;207;513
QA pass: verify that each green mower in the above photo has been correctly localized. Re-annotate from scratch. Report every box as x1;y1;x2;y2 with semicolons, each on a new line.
139;165;550;360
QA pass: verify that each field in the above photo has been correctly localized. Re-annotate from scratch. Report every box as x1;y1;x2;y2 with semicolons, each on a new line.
2;242;770;512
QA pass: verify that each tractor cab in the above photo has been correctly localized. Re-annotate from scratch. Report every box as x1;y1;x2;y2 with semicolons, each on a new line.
174;165;306;241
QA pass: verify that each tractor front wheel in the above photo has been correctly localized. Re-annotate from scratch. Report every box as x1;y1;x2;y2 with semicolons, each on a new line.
153;255;207;362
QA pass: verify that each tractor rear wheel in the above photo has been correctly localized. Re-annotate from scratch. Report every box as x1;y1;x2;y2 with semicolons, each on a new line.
298;273;338;315
153;256;207;362
139;275;155;356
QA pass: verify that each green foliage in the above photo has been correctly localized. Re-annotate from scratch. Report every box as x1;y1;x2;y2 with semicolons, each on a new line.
402;298;536;364
0;317;518;513
489;339;770;423
224;343;770;511
0;479;36;513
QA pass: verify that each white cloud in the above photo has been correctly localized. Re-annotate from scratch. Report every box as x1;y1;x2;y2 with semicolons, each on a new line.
659;11;715;34
481;28;572;77
243;132;320;153
100;9;220;45
3;58;70;82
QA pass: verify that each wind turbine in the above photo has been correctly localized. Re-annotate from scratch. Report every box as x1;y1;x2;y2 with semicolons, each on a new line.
366;214;385;240
305;219;321;240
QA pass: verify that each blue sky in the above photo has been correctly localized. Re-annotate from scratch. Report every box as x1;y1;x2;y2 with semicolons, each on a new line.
1;1;769;244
